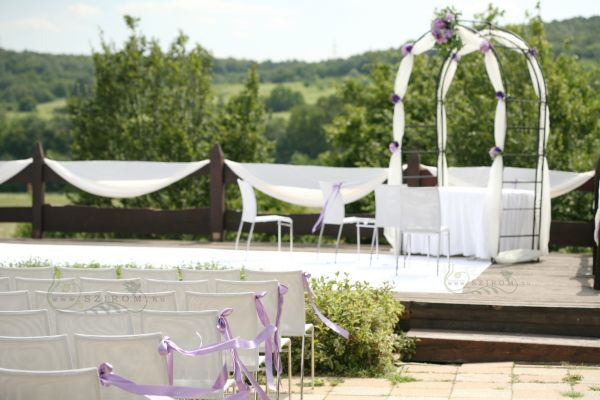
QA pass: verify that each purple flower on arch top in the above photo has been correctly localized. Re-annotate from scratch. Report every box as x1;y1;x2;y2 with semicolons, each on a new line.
495;91;505;101
391;93;402;104
480;40;492;54
489;145;503;160
528;47;538;57
389;141;400;154
401;43;414;57
431;18;452;44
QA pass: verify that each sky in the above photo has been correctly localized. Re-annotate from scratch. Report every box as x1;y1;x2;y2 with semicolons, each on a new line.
0;0;598;62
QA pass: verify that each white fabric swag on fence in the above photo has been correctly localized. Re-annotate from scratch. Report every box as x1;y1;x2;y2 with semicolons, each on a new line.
0;159;33;185
225;160;388;208
44;159;209;198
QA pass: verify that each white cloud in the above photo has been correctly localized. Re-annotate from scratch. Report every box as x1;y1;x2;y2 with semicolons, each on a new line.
10;17;58;31
68;3;103;17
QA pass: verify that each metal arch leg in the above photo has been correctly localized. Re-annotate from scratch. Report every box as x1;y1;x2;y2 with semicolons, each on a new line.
334;224;343;263
300;334;306;400
235;220;244;250
246;223;255;253
278;221;282;252
317;224;325;256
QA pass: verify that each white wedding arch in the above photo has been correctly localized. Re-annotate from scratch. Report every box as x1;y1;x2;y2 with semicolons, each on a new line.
389;23;549;263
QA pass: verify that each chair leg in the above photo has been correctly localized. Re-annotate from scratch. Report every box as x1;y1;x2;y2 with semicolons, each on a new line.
288;339;292;398
403;233;410;271
278;221;282;252
369;228;377;266
246;223;255;252
375;227;379;258
447;230;451;269
235;220;244;250
300;334;306;400
317;224;325;256
310;327;315;390
334;224;343;263
290;222;293;252
427;234;431;262
356;224;360;254
437;232;441;276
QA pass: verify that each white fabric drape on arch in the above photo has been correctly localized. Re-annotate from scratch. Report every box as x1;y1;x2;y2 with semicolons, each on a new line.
44;159;209;198
0;159;32;185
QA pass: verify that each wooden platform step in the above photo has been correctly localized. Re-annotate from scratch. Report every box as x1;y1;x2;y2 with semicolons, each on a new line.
407;329;600;364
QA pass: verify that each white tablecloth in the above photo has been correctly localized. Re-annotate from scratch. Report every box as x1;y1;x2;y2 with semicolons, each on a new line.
406;187;535;259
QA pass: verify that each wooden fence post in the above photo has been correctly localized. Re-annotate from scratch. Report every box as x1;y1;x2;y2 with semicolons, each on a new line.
210;144;225;241
31;142;45;239
406;150;421;187
593;157;600;290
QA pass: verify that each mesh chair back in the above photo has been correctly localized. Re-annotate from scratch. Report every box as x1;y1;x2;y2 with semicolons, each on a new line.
80;277;142;293
141;310;223;388
120;268;179;284
0;310;50;336
15;278;78;305
106;291;177;333
185;291;259;371
74;333;167;400
0;367;101;400
180;269;241;292
0;266;55;290
145;279;209;310
34;291;105;334
215;279;280;325
244;270;306;336
375;184;404;228
55;310;133;336
319;181;345;224
0;334;72;370
398;187;442;232
59;266;116;280
0;291;30;311
237;179;258;223
0;277;10;292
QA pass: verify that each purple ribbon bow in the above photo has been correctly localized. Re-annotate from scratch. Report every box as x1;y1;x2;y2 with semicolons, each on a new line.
312;182;343;233
302;273;349;339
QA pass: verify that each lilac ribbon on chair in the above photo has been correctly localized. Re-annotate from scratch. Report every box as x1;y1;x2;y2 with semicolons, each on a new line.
254;292;276;389
302;273;349;339
312;182;343;233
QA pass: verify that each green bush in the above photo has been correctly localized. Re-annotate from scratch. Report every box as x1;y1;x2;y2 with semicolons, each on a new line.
299;273;414;376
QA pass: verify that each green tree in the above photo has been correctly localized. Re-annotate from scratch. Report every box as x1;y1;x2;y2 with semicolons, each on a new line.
264;85;305;112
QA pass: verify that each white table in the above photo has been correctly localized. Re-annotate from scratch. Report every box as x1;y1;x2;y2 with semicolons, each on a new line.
405;187;535;259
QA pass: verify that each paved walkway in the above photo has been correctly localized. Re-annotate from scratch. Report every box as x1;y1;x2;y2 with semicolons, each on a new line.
279;362;600;399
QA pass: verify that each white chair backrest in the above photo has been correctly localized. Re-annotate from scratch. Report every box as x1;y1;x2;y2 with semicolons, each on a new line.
55;310;133;337
398;186;442;232
34;291;105;334
0;277;10;292
0;367;101;400
80;277;142;293
180;268;241;291
141;310;223;388
237;179;258;223
244;270;306;336
59;266;116;280
0;334;72;370
319;181;345;225
145;279;209;310
215;279;280;326
185;291;259;371
105;291;177;333
74;333;167;400
0;290;30;311
374;184;404;228
0;266;55;290
15;278;78;305
0;310;50;337
120;268;179;283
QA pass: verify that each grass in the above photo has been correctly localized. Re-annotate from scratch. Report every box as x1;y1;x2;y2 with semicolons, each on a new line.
590;386;600;391
562;373;583;385
5;98;67;121
214;79;337;105
561;391;584;398
388;372;418;385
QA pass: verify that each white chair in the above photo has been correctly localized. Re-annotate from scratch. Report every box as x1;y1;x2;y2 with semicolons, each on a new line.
398;186;450;274
0;277;10;291
0;367;102;400
80;277;142;293
0;290;30;311
145;279;209;310
15;277;78;305
180;269;240;292
59;266;116;280
141;309;232;396
0;310;50;336
244;269;315;395
74;333;168;400
235;179;293;252
372;184;405;272
0;334;72;370
34;290;105;334
120;268;180;289
106;291;177;333
316;181;376;259
55;309;134;337
0;266;55;290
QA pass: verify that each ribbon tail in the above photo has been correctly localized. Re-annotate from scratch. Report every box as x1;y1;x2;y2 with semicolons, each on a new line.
303;273;350;339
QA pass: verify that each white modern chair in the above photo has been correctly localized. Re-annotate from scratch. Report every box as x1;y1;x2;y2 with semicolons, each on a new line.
372;184;405;272
145;279;209;310
15;277;78;305
80;277;142;293
0;277;10;291
316;181;376;260
0;334;72;370
235;179;293;252
106;291;177;333
0;290;30;311
34;290;105;334
0;266;55;290
180;268;240;292
55;309;134;337
120;268;180;289
243;269;315;396
0;310;50;336
59;266;116;281
74;333;168;400
398;186;450;274
141;309;233;396
0;367;102;400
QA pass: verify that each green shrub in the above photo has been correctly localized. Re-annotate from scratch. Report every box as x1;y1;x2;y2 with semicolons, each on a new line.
299;273;414;376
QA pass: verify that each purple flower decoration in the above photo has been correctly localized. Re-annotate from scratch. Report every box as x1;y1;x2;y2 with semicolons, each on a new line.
391;93;402;104
431;18;452;45
495;91;505;101
389;140;400;154
528;47;538;57
489;145;503;160
451;52;461;63
445;13;456;21
480;40;492;54
401;43;414;57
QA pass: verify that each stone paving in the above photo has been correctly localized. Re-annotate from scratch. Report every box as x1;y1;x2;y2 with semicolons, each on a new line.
277;362;600;399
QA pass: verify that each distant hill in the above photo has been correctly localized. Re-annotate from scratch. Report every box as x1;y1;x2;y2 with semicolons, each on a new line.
0;16;598;110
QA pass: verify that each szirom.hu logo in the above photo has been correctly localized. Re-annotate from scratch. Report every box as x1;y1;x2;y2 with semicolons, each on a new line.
444;269;524;294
